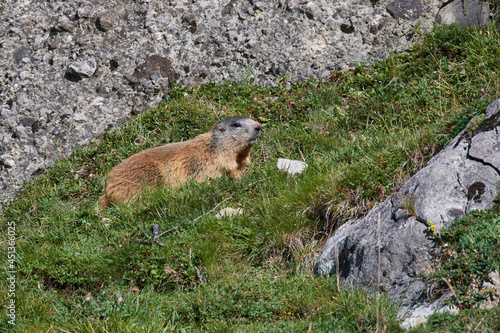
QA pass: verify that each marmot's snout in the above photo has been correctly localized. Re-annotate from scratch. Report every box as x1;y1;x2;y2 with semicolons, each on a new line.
249;122;262;144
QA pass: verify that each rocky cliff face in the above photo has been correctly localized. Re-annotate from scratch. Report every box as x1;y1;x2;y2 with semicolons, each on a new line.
0;0;494;205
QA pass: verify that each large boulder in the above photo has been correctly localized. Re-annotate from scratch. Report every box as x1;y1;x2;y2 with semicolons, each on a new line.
314;98;500;308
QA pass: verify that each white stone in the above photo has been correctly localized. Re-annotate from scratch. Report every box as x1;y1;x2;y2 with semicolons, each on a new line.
1;155;15;168
277;158;308;174
216;207;243;219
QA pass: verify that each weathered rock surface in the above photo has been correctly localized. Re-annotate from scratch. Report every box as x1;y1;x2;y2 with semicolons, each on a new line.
386;0;423;20
66;57;97;79
0;0;497;206
314;98;500;322
436;0;490;26
400;293;459;329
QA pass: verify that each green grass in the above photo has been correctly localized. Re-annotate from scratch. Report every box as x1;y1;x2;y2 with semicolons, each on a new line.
1;23;500;332
430;209;500;308
408;307;500;333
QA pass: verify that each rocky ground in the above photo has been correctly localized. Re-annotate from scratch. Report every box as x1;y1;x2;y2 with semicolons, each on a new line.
0;0;493;206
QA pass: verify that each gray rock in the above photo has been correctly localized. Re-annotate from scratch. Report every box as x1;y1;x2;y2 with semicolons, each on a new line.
77;5;93;19
400;293;459;329
32;35;46;50
96;12;118;32
66;58;97;79
386;0;423;20
133;55;175;83
47;36;62;50
436;0;489;26
12;47;31;64
486;99;500;118
19;117;36;127
302;2;322;20
315;98;500;316
58;16;75;32
1;155;15;169
479;270;500;309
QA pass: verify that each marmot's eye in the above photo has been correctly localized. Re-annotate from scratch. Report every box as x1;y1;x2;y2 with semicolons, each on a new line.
231;123;241;128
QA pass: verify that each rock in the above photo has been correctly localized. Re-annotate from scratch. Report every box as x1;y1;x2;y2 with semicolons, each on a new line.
12;47;31;64
436;0;489;26
47;36;62;50
253;2;267;11
58;16;75;32
277;158;308;175
400;293;459;329
386;0;423;20
96;12;117;32
340;21;355;34
32;36;46;50
485;99;500;118
1;155;15;169
77;5;92;19
129;55;176;95
133;55;175;84
479;270;500;309
181;13;197;34
302;2;322;20
66;58;97;79
19;117;36;128
315;98;500;321
216;207;244;219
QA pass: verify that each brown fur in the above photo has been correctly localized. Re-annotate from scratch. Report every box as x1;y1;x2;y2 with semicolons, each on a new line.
99;117;261;209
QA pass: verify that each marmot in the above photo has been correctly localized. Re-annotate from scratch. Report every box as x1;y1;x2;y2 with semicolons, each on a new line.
98;117;262;209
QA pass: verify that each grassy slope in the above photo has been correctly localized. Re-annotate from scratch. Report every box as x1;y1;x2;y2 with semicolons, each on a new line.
1;24;500;332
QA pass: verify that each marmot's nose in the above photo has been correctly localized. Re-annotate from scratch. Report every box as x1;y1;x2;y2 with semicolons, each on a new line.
254;123;262;132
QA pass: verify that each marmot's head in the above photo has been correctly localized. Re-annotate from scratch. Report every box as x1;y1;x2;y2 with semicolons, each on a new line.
211;117;262;151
